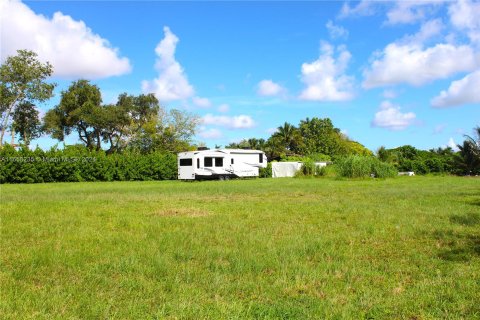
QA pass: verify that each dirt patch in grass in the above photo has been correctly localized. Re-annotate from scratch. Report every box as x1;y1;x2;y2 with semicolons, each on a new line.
149;207;211;217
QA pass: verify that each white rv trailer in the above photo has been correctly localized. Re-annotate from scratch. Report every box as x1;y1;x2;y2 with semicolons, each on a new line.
177;149;267;180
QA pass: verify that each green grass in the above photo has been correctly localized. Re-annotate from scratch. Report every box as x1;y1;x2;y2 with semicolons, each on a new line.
1;177;479;319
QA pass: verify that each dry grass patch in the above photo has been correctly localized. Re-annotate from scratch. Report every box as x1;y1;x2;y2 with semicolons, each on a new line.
149;207;211;217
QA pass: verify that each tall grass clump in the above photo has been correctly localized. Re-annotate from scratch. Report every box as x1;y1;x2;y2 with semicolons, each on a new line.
300;158;316;176
259;162;272;178
294;158;330;178
336;155;397;178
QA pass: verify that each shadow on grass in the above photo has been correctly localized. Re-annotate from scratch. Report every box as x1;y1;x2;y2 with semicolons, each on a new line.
468;198;480;207
450;212;480;226
434;214;480;262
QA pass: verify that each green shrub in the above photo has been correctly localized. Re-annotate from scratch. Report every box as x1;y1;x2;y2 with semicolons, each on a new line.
259;162;272;178
0;144;177;183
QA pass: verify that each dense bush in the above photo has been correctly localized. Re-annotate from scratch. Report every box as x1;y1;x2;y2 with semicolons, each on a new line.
0;144;177;183
336;155;397;178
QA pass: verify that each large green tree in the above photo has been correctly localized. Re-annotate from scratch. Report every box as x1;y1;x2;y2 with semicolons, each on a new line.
0;50;55;147
297;117;371;158
44;81;199;153
457;127;480;175
101;93;160;153
12;101;42;146
44;80;103;150
272;122;302;154
130;108;200;153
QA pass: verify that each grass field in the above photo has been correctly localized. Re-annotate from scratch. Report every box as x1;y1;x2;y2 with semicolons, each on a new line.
1;176;479;319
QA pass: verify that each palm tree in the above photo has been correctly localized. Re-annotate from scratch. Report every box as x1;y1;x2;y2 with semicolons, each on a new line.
273;122;298;152
457;126;480;175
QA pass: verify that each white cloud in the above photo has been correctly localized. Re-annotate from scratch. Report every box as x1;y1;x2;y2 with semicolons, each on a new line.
431;70;480;107
363;42;479;88
338;0;376;18
447;137;459;151
385;1;440;25
141;26;195;102
202;114;255;129
299;42;355;101
192;96;212;108
401;19;444;45
198;127;223;139
326;20;349;39
1;0;131;79
217;104;230;113
371;100;416;131
257;80;285;97
449;0;480;43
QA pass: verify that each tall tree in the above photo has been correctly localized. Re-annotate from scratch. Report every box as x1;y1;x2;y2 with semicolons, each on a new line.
12;101;42;146
44;80;103;150
457;126;480;175
134;108;200;153
101;93;160;153
0;50;55;147
273;122;301;153
298;117;342;156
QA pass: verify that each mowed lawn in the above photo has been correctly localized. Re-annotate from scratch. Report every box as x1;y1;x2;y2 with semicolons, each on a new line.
1;177;479;319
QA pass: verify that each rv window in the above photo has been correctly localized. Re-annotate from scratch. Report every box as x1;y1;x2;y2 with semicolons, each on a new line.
204;157;213;167
197;158;200;168
215;157;223;167
180;158;193;166
259;153;263;163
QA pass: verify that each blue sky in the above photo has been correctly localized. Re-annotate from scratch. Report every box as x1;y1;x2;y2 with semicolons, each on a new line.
2;0;479;152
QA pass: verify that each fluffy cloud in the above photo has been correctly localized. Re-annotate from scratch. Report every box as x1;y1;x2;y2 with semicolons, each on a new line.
338;0;376;18
363;42;479;88
1;0;131;79
401;19;444;45
257;80;285;97
431;70;480;108
202;114;255;129
142;27;195;102
371;101;416;131
385;1;442;25
198;127;222;139
299;42;354;101
449;0;480;43
446;137;459;151
192;96;212;108
326;20;349;39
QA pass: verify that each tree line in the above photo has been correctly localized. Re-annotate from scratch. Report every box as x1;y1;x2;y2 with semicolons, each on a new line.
226;118;372;162
1;50;199;153
1;49;479;177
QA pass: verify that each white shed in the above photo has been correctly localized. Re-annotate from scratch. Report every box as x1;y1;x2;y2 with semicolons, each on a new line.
271;161;328;178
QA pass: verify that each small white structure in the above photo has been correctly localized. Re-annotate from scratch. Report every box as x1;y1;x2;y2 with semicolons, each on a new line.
398;171;415;176
272;161;328;178
178;149;267;180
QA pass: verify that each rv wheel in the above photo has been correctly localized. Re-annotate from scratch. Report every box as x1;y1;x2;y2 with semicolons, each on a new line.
218;175;225;181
